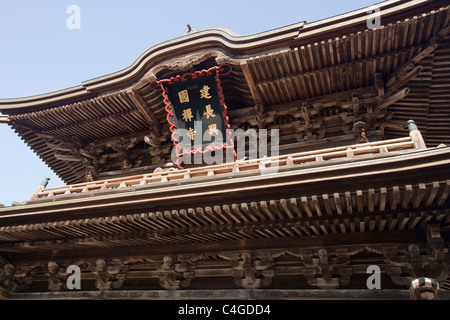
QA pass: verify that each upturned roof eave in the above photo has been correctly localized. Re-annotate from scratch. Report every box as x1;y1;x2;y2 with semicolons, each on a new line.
0;24;303;112
0;0;430;113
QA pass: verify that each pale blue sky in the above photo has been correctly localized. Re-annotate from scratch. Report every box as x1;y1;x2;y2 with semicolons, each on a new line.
0;0;378;206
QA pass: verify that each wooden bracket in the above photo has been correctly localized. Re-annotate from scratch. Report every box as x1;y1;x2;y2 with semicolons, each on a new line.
126;89;162;134
386;37;440;92
375;88;410;112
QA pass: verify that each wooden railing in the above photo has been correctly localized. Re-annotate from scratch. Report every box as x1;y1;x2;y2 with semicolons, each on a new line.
30;136;417;202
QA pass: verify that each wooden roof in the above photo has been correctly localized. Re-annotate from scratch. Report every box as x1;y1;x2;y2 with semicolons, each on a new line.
0;136;448;255
0;0;449;299
0;1;449;185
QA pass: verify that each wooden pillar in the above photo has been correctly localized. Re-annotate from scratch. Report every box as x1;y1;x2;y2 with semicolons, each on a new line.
407;120;427;150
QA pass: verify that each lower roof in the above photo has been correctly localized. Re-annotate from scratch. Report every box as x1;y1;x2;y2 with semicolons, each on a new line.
0;136;449;259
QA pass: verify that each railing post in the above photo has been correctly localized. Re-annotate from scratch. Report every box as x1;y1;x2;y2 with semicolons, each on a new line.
30;177;50;200
407;120;427;150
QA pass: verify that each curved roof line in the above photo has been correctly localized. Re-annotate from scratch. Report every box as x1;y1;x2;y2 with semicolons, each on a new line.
80;24;304;90
0;24;298;111
0;0;427;111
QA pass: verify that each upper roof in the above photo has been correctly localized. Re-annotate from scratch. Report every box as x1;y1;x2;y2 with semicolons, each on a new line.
1;0;450;185
0;0;445;111
0;2;449;295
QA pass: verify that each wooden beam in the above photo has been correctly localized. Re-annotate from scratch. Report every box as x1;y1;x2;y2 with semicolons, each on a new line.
4;227;423;263
374;73;385;100
437;181;450;206
228;86;377;120
54;154;84;162
410;39;440;65
375;88;410;111
10;289;432;300
46;142;74;152
240;61;262;105
352;94;360;117
240;60;265;128
386;65;422;95
425;182;440;207
295;0;430;40
89;128;167;146
13;123;79;147
0;115;9;123
126;89;162;134
386;39;439;89
413;184;427;209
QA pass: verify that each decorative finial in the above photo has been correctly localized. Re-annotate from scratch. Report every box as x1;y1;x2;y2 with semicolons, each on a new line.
406;120;419;132
84;166;98;183
41;177;50;188
406;120;427;150
353;121;369;144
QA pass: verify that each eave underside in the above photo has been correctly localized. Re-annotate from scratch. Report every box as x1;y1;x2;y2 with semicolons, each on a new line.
2;3;450;185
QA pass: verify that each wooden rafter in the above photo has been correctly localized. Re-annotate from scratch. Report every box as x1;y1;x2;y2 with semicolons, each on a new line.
45;142;74;153
3;180;449;251
385;38;440;93
126;88;162;134
54;154;83;162
386;66;422;95
0;115;9;123
240;60;265;129
375;87;410;112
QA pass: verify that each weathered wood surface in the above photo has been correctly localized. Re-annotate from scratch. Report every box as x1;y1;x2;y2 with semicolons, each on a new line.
3;5;449;184
0;227;447;297
26;135;416;201
1;1;449;301
1;180;448;254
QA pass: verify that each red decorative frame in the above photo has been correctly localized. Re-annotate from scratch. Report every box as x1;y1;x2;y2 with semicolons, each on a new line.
150;64;236;168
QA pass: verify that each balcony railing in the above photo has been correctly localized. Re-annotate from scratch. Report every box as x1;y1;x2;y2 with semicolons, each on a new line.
27;135;420;203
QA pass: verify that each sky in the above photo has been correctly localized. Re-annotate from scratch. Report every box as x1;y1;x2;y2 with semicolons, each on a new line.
0;0;379;206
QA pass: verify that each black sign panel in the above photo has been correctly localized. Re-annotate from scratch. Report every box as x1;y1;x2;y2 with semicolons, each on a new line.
165;72;226;149
150;65;234;168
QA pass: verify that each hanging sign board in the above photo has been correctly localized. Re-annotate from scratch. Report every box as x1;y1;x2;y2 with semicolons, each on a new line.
150;64;234;168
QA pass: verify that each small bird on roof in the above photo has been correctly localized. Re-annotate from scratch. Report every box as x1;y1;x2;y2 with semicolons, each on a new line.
184;23;197;35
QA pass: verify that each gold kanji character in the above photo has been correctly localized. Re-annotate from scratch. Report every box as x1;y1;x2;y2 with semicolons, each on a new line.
203;104;216;119
182;108;194;122
178;90;190;103
208;124;220;136
187;127;196;140
200;85;212;99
